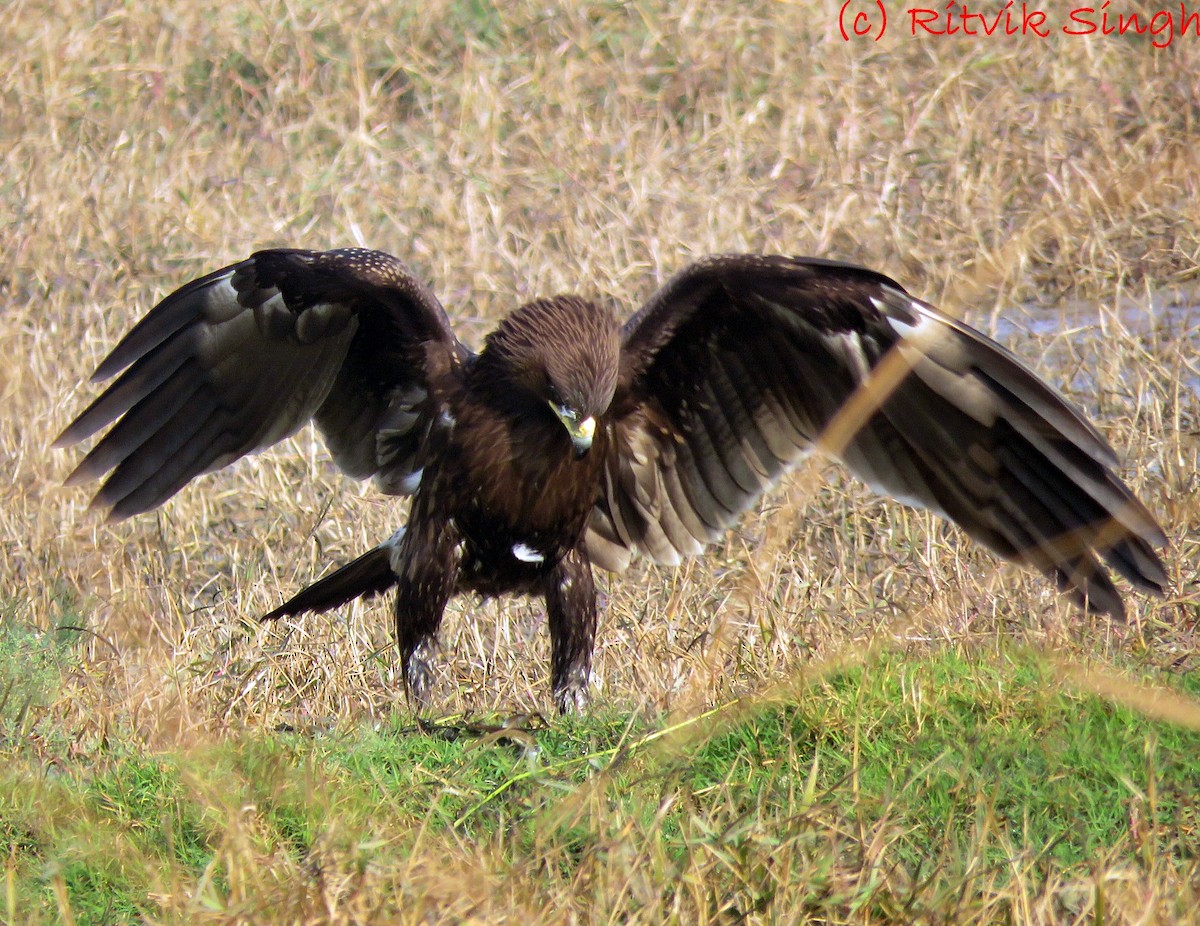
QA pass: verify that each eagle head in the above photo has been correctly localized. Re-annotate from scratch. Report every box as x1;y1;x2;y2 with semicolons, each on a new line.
483;295;620;456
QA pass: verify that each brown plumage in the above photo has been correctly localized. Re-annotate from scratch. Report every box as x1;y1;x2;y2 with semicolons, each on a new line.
55;248;1169;712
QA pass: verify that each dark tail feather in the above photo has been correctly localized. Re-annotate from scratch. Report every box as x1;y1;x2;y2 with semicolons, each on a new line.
261;545;397;621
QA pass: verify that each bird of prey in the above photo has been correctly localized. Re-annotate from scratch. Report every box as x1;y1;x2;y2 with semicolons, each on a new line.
55;249;1169;713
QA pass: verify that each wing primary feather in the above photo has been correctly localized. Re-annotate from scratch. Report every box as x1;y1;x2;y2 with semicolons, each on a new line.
938;316;1117;466
984;460;1128;617
90;266;242;381
94;403;232;518
704;353;778;486
666;438;730;536
672;409;742;525
993;427;1166;592
55;340;196;449
898;329;1166;549
869;373;1162;607
106;427;246;520
972;373;1164;544
64;359;208;486
691;379;762;497
716;347;809;464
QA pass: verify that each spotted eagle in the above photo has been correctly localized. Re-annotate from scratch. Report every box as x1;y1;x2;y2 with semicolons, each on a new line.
56;249;1169;712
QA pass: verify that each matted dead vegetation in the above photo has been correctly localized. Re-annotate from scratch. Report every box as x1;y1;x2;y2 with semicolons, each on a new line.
3;0;1200;921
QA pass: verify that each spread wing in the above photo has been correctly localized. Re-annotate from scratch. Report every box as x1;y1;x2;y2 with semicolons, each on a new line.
55;247;471;519
587;254;1168;618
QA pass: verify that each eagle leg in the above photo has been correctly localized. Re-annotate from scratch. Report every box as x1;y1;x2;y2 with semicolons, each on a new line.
392;516;462;710
544;545;598;715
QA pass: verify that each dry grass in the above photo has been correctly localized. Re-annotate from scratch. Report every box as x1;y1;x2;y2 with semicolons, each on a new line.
3;0;1200;921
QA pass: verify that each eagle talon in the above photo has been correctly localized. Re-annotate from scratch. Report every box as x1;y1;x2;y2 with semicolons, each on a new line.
554;681;590;716
403;640;438;710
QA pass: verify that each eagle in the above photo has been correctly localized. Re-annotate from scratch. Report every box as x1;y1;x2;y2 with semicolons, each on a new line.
56;248;1169;713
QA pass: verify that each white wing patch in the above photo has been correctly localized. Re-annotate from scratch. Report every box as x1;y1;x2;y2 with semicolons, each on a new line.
200;275;251;323
880;296;938;342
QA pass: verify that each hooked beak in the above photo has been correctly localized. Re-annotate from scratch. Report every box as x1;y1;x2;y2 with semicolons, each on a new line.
550;402;596;457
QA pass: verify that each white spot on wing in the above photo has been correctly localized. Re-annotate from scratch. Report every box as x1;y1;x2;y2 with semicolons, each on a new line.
384;527;407;550
821;331;870;382
396;468;423;494
512;542;545;564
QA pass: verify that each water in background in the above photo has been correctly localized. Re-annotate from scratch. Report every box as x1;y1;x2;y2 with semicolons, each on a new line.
983;295;1199;429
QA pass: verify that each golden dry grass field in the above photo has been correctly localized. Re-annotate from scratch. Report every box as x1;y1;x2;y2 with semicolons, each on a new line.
3;0;1200;922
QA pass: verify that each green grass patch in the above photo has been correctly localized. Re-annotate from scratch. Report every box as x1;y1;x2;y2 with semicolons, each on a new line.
692;651;1200;873
0;599;84;740
2;647;1198;922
